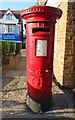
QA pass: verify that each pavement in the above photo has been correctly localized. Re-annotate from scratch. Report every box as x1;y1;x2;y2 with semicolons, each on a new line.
0;49;75;120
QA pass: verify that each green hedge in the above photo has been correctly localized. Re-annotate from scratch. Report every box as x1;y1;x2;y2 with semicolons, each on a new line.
16;43;22;55
1;40;22;56
10;42;16;53
2;41;9;56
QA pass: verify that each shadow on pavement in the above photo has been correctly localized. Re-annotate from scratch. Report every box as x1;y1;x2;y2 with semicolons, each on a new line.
1;54;75;119
1;117;74;120
2;92;75;119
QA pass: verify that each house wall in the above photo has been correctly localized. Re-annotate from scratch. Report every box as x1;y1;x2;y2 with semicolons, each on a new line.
0;24;21;34
1;10;18;24
0;24;4;34
14;25;21;34
0;18;18;24
53;0;75;88
37;0;75;88
63;1;75;87
0;10;21;34
53;1;68;86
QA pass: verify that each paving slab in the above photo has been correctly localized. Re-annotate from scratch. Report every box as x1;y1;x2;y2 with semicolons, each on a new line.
1;79;75;119
21;49;26;57
1;50;75;119
14;57;26;71
3;71;24;78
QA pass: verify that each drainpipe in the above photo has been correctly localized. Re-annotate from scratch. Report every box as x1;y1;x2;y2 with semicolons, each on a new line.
44;0;48;5
21;19;23;49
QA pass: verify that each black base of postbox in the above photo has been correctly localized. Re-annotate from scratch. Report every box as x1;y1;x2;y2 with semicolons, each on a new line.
26;94;52;113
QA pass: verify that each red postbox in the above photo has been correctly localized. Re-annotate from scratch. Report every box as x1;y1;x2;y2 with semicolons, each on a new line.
20;5;62;113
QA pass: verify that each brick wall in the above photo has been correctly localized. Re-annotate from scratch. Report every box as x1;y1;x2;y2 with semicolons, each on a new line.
2;52;21;75
53;1;75;88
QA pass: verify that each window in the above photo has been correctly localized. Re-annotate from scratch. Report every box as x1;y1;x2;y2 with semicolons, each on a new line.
5;25;14;33
6;14;12;20
8;25;13;32
19;25;21;32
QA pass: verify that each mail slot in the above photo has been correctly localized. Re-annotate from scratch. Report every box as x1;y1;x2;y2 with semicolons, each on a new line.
32;28;50;33
20;5;62;113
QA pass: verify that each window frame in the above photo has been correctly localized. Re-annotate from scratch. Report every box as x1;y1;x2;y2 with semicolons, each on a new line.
6;13;12;20
5;25;14;33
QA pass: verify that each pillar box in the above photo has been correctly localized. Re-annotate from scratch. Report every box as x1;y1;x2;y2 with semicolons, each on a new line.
20;5;62;113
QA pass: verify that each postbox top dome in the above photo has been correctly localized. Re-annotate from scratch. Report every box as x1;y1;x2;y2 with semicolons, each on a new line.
20;5;62;20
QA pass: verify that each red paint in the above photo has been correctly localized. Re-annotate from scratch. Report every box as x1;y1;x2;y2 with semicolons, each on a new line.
20;5;62;98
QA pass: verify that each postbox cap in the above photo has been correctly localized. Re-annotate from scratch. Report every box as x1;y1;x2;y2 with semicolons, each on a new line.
20;5;62;20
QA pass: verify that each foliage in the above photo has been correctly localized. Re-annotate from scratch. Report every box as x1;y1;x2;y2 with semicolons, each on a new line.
0;40;22;56
15;42;22;55
7;42;10;54
2;41;9;56
10;42;16;53
0;41;2;49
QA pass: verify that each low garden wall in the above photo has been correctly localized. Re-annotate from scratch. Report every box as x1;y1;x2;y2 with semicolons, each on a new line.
2;52;21;74
0;40;22;75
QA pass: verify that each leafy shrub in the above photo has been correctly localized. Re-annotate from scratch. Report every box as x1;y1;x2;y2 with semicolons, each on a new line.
15;42;22;55
0;41;2;49
7;42;10;54
0;41;2;56
1;40;22;56
10;42;16;53
0;41;2;66
2;41;9;56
